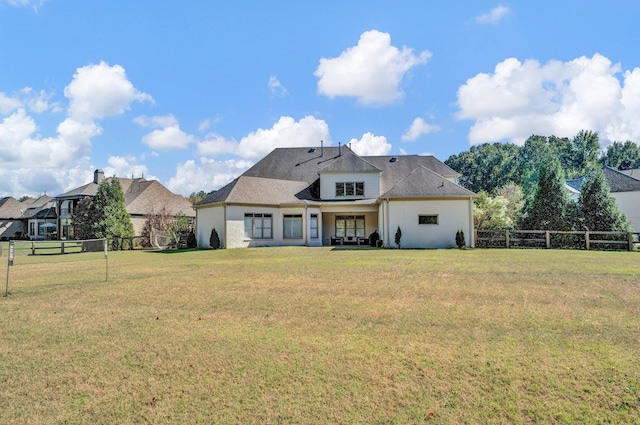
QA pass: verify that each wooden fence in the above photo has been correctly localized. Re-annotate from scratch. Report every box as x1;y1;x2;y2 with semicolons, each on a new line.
475;229;640;251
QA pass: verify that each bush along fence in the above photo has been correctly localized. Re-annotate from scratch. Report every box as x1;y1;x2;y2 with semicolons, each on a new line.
475;229;640;251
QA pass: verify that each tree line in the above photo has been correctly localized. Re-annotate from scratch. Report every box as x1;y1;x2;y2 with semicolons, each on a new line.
445;131;635;233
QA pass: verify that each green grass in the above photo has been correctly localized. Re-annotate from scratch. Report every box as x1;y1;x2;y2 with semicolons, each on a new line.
1;247;639;424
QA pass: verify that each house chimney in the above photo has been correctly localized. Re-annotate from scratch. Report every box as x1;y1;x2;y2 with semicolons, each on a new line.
94;169;105;184
338;142;342;156
320;140;324;157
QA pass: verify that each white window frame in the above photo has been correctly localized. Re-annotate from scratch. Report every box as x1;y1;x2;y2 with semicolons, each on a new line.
244;213;273;239
283;214;303;239
335;182;365;197
310;214;319;239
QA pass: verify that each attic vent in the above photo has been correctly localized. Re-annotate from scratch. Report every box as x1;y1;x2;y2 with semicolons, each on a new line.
308;148;316;153
390;157;398;163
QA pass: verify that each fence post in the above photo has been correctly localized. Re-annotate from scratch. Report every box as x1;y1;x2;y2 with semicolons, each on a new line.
31;241;35;255
505;230;510;249
545;231;550;249
629;232;634;252
585;231;590;250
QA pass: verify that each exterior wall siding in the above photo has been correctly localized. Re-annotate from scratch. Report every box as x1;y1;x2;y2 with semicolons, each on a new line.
611;192;640;231
386;199;473;249
196;205;226;249
319;173;380;200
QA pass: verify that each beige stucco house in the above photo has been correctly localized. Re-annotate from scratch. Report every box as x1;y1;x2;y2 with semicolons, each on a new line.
194;145;477;249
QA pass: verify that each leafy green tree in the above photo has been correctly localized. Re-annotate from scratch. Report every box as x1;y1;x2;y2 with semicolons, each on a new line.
189;190;209;205
578;169;631;232
71;197;93;240
445;142;520;194
494;182;525;226
602;141;640;170
474;191;512;229
569;130;600;178
520;154;578;231
87;179;134;249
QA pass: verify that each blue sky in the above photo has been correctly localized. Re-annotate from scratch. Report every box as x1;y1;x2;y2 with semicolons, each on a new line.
2;0;640;198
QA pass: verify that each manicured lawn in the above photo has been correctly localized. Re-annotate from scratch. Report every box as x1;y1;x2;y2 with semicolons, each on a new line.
1;247;639;424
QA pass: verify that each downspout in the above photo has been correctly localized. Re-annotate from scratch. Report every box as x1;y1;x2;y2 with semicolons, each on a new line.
468;197;474;248
384;198;390;248
304;204;308;246
223;203;227;249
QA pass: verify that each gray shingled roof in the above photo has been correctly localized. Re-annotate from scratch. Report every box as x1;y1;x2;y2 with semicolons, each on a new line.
197;147;475;206
603;166;640;192
319;150;381;174
567;167;640;193
620;168;640;180
200;176;313;206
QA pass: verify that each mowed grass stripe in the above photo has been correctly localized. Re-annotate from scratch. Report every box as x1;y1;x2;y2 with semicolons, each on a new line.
1;247;639;424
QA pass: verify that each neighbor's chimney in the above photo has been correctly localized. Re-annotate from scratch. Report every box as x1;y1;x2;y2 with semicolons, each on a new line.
94;169;105;184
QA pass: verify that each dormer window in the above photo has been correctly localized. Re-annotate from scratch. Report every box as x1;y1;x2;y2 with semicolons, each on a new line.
336;181;364;197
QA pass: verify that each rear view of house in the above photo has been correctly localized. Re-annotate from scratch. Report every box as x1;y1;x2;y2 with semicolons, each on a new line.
194;145;476;249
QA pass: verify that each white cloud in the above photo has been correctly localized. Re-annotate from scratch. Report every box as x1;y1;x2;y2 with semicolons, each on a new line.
142;125;194;151
0;93;22;114
0;62;151;197
103;155;156;180
268;75;288;98
475;5;512;24
1;0;46;10
401;117;440;141
65;61;152;122
197;134;238;156
348;132;392;156
134;114;178;128
167;158;253;196
236;115;330;160
456;53;640;145
166;115;331;195
315;30;431;105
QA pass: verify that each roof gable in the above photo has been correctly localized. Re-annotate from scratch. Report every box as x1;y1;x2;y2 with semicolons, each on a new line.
382;166;476;198
319;150;381;174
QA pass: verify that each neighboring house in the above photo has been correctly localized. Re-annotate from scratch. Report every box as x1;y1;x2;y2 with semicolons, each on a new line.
56;169;196;238
566;166;640;231
619;168;640;180
21;195;58;240
0;197;26;240
194;145;477;249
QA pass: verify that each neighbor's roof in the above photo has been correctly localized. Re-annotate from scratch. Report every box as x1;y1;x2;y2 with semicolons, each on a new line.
56;177;194;217
602;166;640;192
124;179;195;217
619;168;640;180
567;167;640;193
0;197;24;219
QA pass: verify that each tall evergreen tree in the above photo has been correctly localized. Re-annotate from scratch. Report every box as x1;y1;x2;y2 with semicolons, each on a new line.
520;154;578;230
87;179;134;248
578;169;631;232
